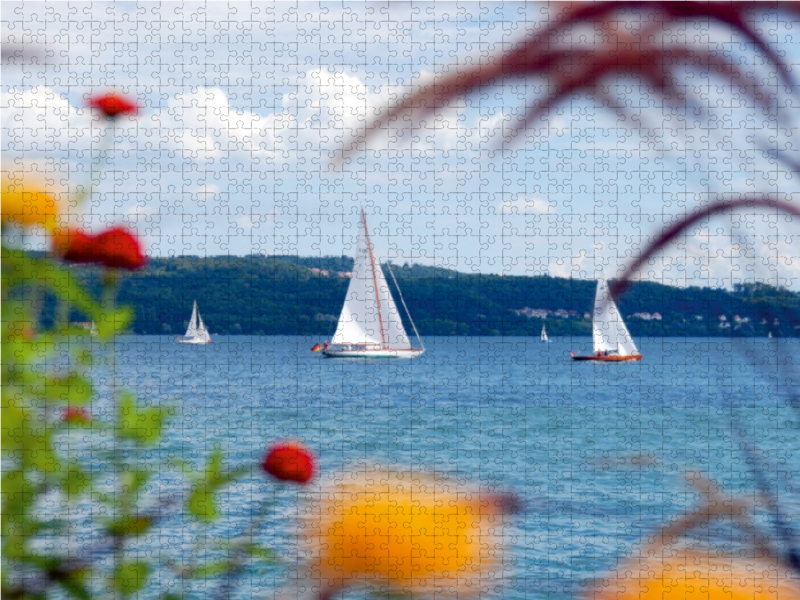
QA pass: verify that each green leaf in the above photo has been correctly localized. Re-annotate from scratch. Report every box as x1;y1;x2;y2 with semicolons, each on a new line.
25;372;93;405
104;515;153;537
183;559;238;578
56;568;92;600
187;483;218;522
244;543;278;564
1;470;39;558
206;449;223;484
185;450;247;522
118;393;164;445
121;469;150;495
95;307;133;339
113;560;150;595
2;249;112;325
1;404;27;453
2;403;59;472
60;465;91;499
25;428;59;473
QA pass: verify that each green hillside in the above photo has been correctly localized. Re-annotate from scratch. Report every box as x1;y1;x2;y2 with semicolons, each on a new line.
63;255;800;337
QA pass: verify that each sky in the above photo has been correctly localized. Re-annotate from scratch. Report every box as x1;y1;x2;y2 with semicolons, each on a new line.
4;1;800;289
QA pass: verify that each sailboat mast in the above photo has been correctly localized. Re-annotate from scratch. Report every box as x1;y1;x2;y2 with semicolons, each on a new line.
362;209;388;348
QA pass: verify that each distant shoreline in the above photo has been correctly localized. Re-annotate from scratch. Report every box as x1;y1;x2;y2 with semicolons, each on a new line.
55;255;798;337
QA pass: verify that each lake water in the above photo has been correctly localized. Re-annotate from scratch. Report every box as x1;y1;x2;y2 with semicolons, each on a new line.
86;335;799;599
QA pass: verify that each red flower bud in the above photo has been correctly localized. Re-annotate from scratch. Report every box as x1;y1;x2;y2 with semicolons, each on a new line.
53;227;147;271
62;407;91;424
87;92;138;118
261;442;315;484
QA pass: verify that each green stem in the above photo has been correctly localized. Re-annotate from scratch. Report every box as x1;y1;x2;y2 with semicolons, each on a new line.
72;123;114;208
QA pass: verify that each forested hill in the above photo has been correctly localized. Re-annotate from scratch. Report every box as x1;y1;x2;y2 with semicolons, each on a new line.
68;255;800;336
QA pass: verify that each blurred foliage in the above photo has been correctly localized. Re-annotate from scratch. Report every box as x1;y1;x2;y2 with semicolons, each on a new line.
0;244;267;599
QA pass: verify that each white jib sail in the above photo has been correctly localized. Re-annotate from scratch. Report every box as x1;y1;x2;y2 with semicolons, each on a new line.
614;304;638;356
592;280;638;356
331;212;411;349
185;301;199;339
196;310;211;343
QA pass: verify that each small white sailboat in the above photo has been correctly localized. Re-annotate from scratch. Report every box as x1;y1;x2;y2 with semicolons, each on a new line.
176;301;212;345
323;209;424;359
571;279;642;362
540;324;549;343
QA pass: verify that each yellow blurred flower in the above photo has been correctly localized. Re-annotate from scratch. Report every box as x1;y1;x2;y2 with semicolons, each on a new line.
299;468;517;599
1;169;61;229
592;549;800;600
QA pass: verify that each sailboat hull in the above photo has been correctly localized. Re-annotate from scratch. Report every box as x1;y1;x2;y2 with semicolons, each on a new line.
571;354;642;362
176;337;212;345
322;348;425;359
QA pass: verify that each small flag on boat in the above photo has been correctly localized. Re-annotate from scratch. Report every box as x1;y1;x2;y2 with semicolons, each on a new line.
311;343;322;353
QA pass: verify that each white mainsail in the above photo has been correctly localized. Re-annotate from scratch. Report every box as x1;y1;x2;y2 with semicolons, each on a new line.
185;301;199;339
592;280;638;356
540;325;549;342
330;211;412;350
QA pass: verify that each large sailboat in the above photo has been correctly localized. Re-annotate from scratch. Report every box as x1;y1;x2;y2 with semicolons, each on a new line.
540;324;549;343
176;301;212;345
571;280;642;362
323;209;424;359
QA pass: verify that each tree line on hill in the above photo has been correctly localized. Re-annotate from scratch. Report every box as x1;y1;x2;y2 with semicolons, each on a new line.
56;255;800;337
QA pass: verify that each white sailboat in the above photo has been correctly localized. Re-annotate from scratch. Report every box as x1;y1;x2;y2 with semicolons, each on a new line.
540;324;549;343
571;279;642;362
176;301;212;345
323;209;424;359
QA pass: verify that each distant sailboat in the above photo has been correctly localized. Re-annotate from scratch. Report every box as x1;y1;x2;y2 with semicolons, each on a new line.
176;301;212;345
323;209;424;359
540;324;549;343
571;280;642;362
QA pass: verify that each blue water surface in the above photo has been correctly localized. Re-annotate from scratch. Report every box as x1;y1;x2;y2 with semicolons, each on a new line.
75;336;799;599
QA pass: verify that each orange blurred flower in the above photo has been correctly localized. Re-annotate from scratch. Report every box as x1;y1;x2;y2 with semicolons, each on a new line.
1;170;61;230
592;549;800;600
300;468;518;599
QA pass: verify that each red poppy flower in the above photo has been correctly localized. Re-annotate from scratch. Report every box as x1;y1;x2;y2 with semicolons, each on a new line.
53;226;147;270
62;407;91;424
87;92;138;118
261;442;315;484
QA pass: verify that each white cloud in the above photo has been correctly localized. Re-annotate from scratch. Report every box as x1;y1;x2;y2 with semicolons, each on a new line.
2;86;95;155
158;87;279;161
